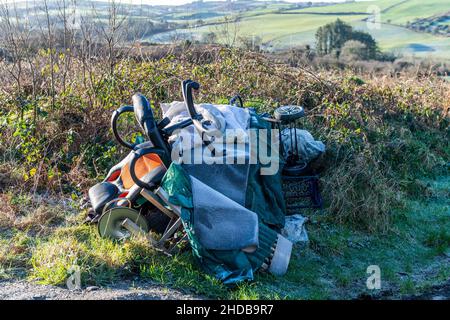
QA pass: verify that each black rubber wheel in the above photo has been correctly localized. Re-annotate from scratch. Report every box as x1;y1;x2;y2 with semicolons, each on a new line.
274;106;305;122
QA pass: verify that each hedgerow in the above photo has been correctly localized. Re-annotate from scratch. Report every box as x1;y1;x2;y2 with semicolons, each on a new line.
0;47;449;231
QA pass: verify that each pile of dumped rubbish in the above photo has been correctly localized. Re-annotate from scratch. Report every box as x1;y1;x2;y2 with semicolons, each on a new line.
86;80;325;285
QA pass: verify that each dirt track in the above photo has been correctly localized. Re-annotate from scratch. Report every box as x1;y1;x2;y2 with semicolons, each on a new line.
0;279;200;300
1;278;448;300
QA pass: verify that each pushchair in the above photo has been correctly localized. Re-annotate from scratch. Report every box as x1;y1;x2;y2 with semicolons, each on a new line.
87;80;309;284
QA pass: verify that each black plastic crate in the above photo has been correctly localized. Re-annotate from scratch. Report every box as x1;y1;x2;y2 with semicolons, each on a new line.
282;175;323;214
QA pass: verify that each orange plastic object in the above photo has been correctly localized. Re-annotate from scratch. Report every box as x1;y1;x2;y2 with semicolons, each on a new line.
120;153;164;189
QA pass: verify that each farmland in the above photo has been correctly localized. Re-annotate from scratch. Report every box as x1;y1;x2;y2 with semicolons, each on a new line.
380;0;450;25
148;0;450;60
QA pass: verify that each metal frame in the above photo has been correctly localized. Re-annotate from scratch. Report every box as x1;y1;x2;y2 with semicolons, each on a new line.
119;187;187;255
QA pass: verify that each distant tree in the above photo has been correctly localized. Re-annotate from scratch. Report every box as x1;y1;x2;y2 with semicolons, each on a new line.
351;31;377;59
315;19;378;59
315;19;352;56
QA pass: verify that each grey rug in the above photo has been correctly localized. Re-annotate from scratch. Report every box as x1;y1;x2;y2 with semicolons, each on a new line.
190;176;259;251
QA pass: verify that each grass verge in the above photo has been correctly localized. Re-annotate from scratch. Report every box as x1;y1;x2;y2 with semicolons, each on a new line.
0;176;448;299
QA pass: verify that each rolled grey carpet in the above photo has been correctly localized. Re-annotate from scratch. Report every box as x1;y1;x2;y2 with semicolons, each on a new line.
191;176;259;251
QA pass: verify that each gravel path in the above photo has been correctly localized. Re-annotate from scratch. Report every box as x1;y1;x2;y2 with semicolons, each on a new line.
1;278;448;300
0;279;201;300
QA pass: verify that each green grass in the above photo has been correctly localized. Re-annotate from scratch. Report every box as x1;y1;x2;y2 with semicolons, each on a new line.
1;176;448;299
227;13;362;42
381;0;450;25
351;21;450;59
289;0;406;14
236;174;449;299
149;13;362;44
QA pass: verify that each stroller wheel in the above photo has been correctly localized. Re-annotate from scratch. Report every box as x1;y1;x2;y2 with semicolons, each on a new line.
98;207;149;240
274;105;305;122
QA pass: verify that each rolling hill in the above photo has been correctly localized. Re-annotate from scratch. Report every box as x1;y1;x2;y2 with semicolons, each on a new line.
148;0;450;60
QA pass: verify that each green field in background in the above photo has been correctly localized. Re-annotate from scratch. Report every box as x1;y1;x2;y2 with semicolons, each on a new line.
380;0;450;24
288;0;405;14
147;0;450;60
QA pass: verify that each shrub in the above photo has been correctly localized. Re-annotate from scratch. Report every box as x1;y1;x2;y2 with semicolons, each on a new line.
0;47;448;232
340;40;369;62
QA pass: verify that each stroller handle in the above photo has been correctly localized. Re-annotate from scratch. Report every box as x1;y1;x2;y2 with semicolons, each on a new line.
182;80;201;121
182;80;221;154
111;105;136;150
230;95;244;108
132;93;171;161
